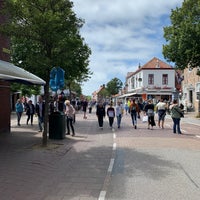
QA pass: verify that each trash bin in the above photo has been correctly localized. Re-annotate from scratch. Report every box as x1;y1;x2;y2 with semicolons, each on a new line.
49;111;66;139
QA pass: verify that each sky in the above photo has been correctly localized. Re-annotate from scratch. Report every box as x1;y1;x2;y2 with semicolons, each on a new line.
71;0;184;96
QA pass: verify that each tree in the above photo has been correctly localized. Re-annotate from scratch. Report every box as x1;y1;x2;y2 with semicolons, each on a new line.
163;0;200;71
11;83;41;97
66;80;82;98
106;77;123;95
0;0;92;145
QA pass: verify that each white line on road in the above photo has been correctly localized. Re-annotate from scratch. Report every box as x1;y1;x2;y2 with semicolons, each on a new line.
98;191;106;200
98;132;117;200
108;158;115;173
113;142;116;150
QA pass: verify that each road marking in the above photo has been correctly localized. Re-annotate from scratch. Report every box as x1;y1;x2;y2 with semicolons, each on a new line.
196;135;200;139
99;133;116;200
113;142;116;150
108;158;115;172
98;191;106;200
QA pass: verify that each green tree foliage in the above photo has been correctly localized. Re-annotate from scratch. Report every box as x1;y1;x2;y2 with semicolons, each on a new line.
66;80;82;98
0;0;92;145
11;83;41;97
106;77;123;95
98;87;109;99
163;0;200;71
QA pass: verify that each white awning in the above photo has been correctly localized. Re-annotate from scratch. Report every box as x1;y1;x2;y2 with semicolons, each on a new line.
118;92;136;98
0;59;45;85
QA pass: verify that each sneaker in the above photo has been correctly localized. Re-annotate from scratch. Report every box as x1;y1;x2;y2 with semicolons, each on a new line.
66;133;70;135
135;125;137;129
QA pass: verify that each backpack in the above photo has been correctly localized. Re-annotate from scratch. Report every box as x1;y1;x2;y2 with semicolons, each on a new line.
131;106;136;113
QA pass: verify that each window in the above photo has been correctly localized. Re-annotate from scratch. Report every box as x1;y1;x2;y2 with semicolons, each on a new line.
162;74;168;85
148;74;154;85
131;77;135;89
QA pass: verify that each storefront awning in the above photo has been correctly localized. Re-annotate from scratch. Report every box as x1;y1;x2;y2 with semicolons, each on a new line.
0;59;46;85
118;92;136;98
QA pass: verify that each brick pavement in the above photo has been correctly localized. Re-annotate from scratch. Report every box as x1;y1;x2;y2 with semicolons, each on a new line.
0;111;114;200
0;110;199;200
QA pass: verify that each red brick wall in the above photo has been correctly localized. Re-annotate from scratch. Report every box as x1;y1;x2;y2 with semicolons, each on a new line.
0;0;11;133
0;81;11;133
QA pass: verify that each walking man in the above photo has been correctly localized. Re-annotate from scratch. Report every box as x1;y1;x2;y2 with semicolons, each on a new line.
96;102;106;129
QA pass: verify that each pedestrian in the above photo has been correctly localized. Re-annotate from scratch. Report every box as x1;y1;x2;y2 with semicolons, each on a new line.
169;99;183;134
26;100;35;125
144;99;156;130
129;99;140;129
57;94;65;112
88;100;93;114
116;101;123;128
155;98;167;129
65;100;75;136
96;102;106;129
107;103;115;129
35;95;45;132
15;98;24;126
82;98;88;119
124;102;129;115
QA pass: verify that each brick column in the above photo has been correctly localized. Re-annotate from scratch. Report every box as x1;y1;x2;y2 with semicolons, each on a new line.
0;0;11;133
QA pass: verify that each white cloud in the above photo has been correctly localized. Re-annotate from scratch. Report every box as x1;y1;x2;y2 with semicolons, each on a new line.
72;0;184;96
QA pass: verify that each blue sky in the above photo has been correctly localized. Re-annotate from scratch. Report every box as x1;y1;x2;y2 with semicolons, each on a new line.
72;0;184;96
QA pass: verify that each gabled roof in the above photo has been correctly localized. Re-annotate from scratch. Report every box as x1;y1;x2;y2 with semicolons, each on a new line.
92;85;105;95
141;57;173;69
127;57;173;78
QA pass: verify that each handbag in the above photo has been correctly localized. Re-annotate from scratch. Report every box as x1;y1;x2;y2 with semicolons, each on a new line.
180;111;184;118
142;115;148;122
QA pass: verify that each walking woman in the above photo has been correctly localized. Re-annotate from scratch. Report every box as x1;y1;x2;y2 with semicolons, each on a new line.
144;99;156;130
155;98;167;129
129;99;140;129
26;100;35;125
15;98;24;126
65;100;75;136
107;103;115;129
169;99;183;134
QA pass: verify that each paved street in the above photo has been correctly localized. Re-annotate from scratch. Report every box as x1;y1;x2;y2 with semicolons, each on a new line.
0;110;200;200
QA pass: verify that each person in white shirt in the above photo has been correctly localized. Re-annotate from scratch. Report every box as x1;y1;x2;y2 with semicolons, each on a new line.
156;99;167;128
65;100;75;136
115;101;123;128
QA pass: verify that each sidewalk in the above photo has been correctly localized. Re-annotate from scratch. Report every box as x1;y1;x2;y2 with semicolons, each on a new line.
0;112;114;200
165;111;200;126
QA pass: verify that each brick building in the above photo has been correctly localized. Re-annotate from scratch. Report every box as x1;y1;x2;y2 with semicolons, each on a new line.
0;0;11;133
